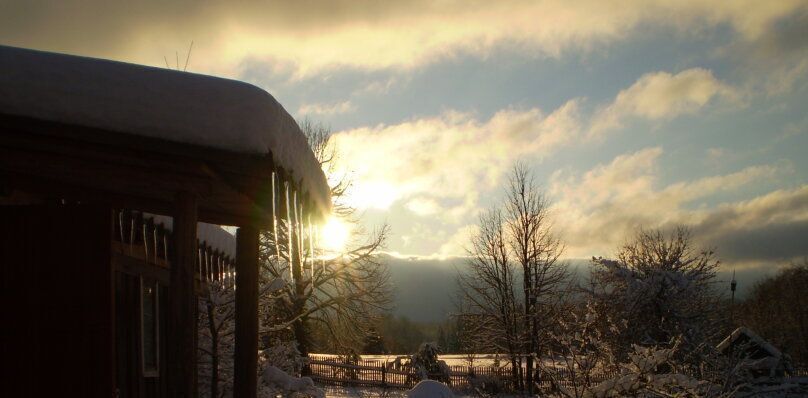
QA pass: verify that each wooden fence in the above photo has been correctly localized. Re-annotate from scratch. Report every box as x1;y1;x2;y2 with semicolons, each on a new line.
306;355;808;393
306;355;617;392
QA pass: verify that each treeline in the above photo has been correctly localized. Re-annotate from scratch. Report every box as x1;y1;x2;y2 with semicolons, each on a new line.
736;260;808;365
357;315;463;355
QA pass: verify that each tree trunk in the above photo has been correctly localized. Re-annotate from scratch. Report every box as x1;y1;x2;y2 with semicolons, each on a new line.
206;302;219;398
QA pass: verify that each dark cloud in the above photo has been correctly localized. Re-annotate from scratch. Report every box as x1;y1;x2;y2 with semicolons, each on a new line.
706;220;808;262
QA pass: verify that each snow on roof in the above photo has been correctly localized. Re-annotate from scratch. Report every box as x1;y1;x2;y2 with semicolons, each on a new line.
147;213;236;258
0;45;330;214
717;327;782;359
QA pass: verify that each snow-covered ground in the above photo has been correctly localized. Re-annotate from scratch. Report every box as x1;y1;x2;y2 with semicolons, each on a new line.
320;385;517;398
314;354;509;368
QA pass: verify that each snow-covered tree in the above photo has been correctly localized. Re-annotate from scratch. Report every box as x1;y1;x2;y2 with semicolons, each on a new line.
198;280;236;398
588;227;723;369
198;276;287;398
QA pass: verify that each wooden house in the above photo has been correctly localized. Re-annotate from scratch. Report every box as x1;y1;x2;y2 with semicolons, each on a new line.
0;45;331;397
717;327;791;378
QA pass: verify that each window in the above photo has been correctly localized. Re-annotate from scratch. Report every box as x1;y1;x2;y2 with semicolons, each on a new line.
140;277;159;377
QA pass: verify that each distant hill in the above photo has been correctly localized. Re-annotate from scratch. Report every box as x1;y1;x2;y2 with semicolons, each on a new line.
381;254;773;323
384;254;464;323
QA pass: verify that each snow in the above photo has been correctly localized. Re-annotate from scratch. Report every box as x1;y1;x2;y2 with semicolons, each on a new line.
146;213;236;258
406;380;454;398
262;366;324;398
0;45;330;214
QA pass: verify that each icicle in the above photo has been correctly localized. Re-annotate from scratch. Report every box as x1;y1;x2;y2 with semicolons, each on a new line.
142;223;149;260
129;216;135;254
153;227;158;263
293;191;301;277
198;247;203;278
271;172;280;261
319;225;325;275
285;182;293;281
118;210;124;243
308;213;314;280
299;201;305;272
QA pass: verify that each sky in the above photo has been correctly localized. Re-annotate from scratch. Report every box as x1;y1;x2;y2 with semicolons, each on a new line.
3;1;807;278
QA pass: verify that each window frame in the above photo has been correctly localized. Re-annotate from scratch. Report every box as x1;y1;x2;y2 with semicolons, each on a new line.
140;276;160;378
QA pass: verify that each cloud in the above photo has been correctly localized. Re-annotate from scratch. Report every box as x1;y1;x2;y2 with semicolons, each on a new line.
548;147;796;262
331;99;583;212
405;197;441;216
2;1;806;78
716;8;808;96
297;100;355;116
590;68;739;136
438;224;479;258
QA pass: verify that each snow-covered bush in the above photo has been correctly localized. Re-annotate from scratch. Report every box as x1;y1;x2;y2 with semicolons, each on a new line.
468;373;505;396
584;342;722;398
259;366;324;398
261;339;306;375
258;341;323;398
411;342;450;382
541;302;621;397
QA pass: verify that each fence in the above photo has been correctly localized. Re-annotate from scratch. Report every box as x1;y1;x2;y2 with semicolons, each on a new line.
306;355;808;393
306;355;616;392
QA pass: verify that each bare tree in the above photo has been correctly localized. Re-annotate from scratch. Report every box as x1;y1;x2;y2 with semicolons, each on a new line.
505;163;567;393
259;119;392;356
739;259;808;366
457;164;567;393
457;208;524;388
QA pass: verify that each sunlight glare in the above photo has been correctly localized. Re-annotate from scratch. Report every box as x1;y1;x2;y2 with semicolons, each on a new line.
321;216;350;253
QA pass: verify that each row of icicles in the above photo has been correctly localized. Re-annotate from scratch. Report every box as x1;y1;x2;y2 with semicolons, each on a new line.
270;172;329;286
211;173;331;290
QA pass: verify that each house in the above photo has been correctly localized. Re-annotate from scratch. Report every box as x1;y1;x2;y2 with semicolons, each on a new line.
717;327;791;378
0;45;330;397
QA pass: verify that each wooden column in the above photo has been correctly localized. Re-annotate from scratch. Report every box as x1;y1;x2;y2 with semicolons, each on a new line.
234;225;260;398
167;191;198;397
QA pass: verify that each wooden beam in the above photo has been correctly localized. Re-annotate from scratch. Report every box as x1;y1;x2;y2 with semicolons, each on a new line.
234;225;260;398
167;191;198;397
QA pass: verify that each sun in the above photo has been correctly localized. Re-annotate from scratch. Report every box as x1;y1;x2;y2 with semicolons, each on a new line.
320;216;350;253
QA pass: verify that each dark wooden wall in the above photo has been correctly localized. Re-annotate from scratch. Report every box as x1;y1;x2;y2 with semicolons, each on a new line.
1;205;114;397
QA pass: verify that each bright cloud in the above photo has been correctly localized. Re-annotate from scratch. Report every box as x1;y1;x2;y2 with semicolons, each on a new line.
298;100;356;116
2;1;805;78
406;197;441;216
548;147;796;261
590;68;739;136
331;99;582;212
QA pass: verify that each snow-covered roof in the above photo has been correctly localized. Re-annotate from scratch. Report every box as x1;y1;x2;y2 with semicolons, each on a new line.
147;213;236;258
0;45;330;214
717;327;782;359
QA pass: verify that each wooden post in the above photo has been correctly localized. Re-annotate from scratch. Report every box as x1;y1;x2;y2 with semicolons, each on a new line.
234;225;259;398
167;191;198;397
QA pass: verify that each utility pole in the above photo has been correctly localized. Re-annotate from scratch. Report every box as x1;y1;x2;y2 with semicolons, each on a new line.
730;269;737;325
